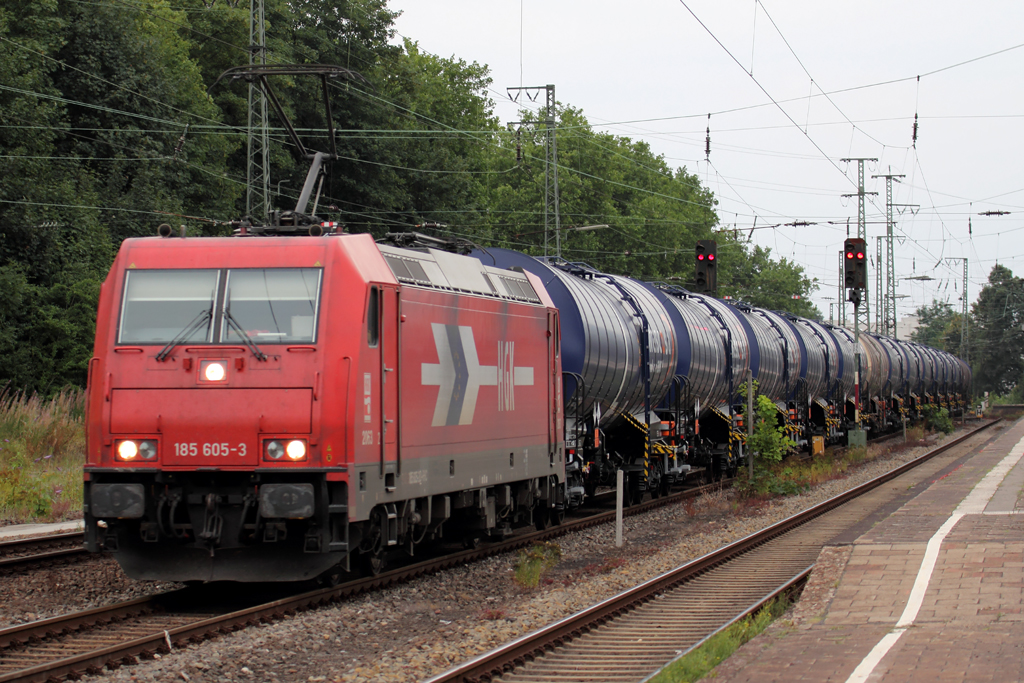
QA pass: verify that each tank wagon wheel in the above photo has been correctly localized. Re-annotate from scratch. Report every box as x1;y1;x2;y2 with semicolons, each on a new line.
648;461;665;500
626;474;644;507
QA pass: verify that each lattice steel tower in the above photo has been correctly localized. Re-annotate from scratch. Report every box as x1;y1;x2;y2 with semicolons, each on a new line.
872;172;904;337
246;0;271;222
507;85;560;257
841;158;877;331
946;257;969;362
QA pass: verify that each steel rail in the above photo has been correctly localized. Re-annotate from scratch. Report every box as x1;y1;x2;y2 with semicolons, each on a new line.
636;566;813;683
0;480;726;683
425;419;999;683
0;532;84;554
0;422;984;683
0;533;88;575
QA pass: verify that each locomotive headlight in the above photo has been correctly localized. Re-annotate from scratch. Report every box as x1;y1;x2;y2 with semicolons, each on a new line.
263;439;307;462
286;440;307;461
201;360;228;382
116;440;139;461
116;439;158;462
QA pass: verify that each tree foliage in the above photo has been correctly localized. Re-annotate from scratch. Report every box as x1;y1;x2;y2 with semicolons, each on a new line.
0;0;825;394
970;264;1024;396
723;245;820;318
910;300;958;351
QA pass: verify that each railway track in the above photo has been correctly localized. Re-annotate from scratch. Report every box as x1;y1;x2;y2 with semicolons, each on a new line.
0;478;725;683
425;419;1000;683
0;424;978;682
0;533;88;576
0;421;927;580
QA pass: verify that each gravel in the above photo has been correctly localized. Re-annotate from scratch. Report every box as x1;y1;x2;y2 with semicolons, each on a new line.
0;425;983;683
0;555;182;629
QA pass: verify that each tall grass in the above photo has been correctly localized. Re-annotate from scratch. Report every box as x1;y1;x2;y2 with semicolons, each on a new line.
0;388;86;524
649;596;790;682
513;542;562;588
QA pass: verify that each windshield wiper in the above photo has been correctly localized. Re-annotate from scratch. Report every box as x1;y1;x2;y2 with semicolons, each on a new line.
156;309;212;362
223;305;268;362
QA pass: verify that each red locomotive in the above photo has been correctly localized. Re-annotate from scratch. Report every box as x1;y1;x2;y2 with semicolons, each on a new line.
84;232;566;582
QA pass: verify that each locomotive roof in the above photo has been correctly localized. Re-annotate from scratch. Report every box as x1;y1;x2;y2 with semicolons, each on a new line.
377;244;542;304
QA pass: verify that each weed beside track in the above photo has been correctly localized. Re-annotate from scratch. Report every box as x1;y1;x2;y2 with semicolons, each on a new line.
0;389;85;525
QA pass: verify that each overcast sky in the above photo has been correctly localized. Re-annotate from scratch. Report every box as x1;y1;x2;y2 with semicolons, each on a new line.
388;0;1024;327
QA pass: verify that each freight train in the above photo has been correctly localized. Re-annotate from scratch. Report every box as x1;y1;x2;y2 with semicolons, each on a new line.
83;229;971;582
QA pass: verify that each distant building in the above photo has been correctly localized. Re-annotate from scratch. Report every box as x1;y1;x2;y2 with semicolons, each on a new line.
897;314;920;340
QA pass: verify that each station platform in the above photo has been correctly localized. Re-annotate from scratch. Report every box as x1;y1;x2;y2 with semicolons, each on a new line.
0;519;83;541
709;417;1024;683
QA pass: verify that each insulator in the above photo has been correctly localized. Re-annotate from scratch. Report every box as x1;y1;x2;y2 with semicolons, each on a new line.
173;124;190;161
912;113;918;147
705;113;711;160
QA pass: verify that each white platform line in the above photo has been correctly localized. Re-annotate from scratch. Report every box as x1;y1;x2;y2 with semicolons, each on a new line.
845;433;1024;683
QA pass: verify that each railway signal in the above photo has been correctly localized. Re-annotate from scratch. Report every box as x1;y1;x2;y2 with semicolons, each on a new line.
844;238;867;292
695;240;717;294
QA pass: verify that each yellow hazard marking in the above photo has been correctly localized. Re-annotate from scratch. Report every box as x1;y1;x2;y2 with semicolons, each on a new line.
314;261;321;266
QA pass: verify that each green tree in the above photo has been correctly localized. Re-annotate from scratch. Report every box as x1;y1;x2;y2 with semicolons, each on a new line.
723;244;821;318
52;0;239;241
910;300;957;351
478;105;719;281
970;264;1024;395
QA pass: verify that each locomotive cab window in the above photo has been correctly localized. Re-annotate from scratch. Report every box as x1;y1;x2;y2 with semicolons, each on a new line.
118;269;219;344
117;268;321;345
222;268;322;344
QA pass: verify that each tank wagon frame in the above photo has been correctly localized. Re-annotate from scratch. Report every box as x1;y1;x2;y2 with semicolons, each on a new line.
478;246;972;505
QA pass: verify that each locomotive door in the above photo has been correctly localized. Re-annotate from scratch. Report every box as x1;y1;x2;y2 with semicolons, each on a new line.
380;286;401;479
548;310;561;465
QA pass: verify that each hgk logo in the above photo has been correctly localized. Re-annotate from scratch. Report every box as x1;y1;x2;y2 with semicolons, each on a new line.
422;324;534;427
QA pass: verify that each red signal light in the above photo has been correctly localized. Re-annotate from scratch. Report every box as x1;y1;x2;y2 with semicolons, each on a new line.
697;254;705;260
708;254;715;261
846;252;854;259
856;252;865;260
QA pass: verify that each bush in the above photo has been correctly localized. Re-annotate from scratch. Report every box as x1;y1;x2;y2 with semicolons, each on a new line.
513;542;562;588
737;390;798;497
921;405;954;434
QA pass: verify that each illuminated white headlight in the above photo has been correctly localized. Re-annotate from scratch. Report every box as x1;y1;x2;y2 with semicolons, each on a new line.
117;440;139;460
286;440;307;461
203;361;227;382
